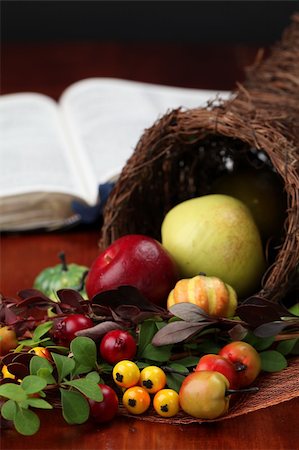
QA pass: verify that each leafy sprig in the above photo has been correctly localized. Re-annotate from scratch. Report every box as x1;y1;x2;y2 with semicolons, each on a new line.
0;337;103;435
1;287;298;436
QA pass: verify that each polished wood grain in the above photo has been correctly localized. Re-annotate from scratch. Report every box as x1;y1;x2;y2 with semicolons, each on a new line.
1;40;298;450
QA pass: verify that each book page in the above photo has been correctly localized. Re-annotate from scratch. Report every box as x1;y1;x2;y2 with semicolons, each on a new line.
59;78;230;200
0;93;88;201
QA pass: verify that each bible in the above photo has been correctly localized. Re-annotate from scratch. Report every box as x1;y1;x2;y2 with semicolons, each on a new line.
0;77;228;231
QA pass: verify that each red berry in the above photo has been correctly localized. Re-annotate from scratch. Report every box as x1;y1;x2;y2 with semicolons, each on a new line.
88;384;119;424
53;314;93;346
100;329;137;364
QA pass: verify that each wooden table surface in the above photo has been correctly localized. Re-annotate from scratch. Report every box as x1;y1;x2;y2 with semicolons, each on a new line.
1;40;298;450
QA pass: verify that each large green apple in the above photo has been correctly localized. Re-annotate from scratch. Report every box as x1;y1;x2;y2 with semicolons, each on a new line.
161;194;266;299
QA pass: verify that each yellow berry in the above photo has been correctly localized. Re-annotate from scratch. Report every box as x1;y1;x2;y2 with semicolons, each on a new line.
153;389;180;417
112;360;140;388
122;386;151;414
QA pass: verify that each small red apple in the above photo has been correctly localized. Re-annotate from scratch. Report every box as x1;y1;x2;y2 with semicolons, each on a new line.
85;234;179;306
100;329;137;364
53;314;93;347
88;384;119;424
195;354;239;390
219;341;261;387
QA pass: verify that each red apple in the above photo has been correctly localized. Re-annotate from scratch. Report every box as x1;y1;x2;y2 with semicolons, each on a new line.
53;314;94;347
195;354;239;390
88;384;119;424
100;329;137;364
85;234;179;306
219;341;261;387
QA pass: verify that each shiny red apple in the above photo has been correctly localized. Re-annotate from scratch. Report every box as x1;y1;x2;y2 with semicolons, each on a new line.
219;341;261;387
85;234;179;306
195;354;239;390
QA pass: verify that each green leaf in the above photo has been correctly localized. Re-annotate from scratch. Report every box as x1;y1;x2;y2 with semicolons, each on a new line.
70;337;97;369
290;339;299;355
288;303;299;316
260;350;288;372
137;320;158;357
45;345;69;354
60;388;90;424
276;338;298;355
51;352;75;382
72;362;94;377
26;398;53;409
174;356;201;367
17;338;50;348
97;362;113;375
135;361;150;369
141;342;172;362
32;321;54;341
166;372;185;393
63;378;103;401
21;375;47;394
167;363;189;376
194;340;222;355
244;332;275;351
85;371;101;384
14;407;40;436
1;399;17;420
30;355;53;376
36;367;56;384
0;384;27;402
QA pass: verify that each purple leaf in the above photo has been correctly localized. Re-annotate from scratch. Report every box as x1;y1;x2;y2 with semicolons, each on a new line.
5;362;30;379
18;289;51;301
56;289;86;312
132;311;166;324
254;319;299;338
92;285;167;313
0;304;18;325
240;296;292;317
228;323;248;340
152;321;211;346
114;305;141;320
236;304;281;328
169;303;211;322
75;321;123;340
1;352;34;367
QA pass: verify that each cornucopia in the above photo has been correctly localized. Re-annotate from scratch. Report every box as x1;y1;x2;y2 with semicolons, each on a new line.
100;14;299;422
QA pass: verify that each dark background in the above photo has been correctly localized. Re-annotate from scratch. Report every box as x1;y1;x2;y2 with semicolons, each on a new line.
2;1;299;44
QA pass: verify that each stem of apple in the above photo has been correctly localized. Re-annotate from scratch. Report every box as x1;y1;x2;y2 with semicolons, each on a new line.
76;270;89;292
226;386;259;395
58;251;68;271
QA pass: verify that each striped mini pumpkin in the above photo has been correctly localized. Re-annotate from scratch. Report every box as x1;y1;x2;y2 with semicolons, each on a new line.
167;274;237;318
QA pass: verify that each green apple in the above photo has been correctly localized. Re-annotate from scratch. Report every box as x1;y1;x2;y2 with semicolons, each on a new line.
161;194;266;299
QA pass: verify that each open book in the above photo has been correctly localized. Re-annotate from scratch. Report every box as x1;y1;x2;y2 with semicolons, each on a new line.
0;78;229;231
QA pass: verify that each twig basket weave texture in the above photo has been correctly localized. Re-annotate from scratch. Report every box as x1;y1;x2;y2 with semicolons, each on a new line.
102;14;299;306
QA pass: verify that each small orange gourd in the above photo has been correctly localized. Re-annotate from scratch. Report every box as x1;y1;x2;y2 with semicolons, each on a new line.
167;275;237;318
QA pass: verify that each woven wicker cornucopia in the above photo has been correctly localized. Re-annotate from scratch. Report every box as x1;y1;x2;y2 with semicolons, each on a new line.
102;13;299;305
101;15;299;422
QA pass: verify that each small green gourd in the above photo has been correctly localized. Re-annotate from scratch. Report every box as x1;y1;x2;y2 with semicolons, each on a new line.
33;252;89;300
